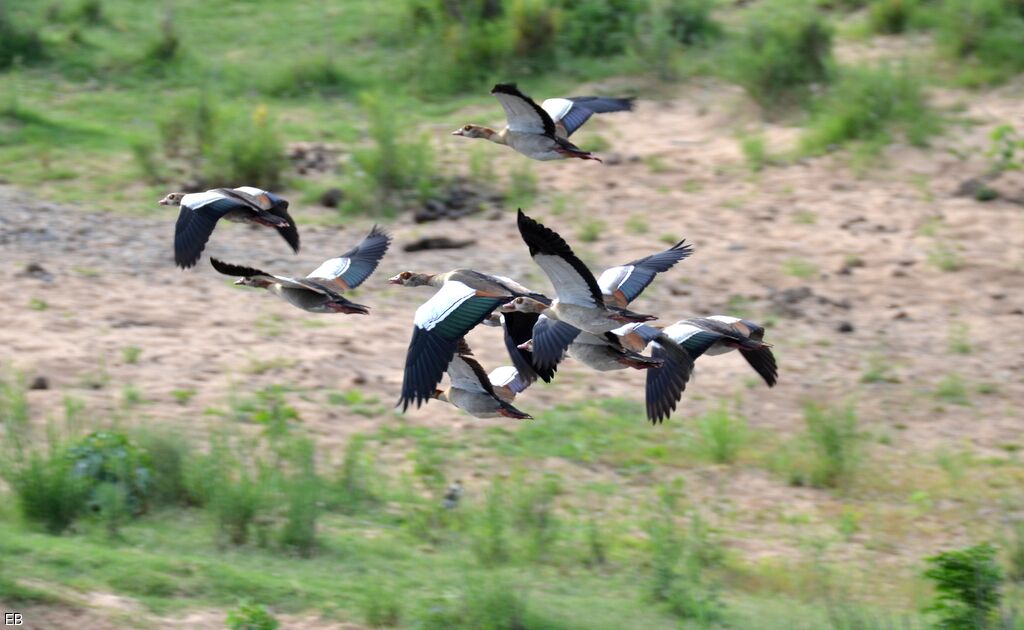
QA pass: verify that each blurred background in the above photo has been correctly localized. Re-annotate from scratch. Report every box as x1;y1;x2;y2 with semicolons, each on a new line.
1;0;1023;628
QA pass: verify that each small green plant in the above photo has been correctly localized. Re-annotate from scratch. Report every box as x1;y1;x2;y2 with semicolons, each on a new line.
782;258;818;279
511;474;561;561
331;435;380;513
740;134;769;172
133;429;190;507
210;464;267;547
121;346;142;364
8;447;89;534
987;124;1024;174
279;438;319;556
836;506;862;540
470;481;509;566
263;55;351;98
626;215;649;234
1009;521;1024;583
948;322;972;355
171;388;195;405
28;298;47;311
362;579;402;627
801;402;860;489
208;106;287;189
577;219;606;243
122;385;143;407
76;0;105;25
924;543;1004;630
731;1;833;109
67;431;153;516
938;0;1024;86
801;64;940;157
696;404;747;464
928;241;965;272
0;9;46;69
869;0;917;34
934;374;970;406
226;600;279;630
143;10;180;64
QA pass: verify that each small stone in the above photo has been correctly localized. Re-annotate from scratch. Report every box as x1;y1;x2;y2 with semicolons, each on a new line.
319;187;344;208
836;321;854;333
29;376;49;390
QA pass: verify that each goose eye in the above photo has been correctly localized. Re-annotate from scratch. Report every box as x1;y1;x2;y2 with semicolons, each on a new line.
463;125;472;131
401;272;411;279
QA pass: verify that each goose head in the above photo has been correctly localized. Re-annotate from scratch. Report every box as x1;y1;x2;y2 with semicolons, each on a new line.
388;271;433;287
452;124;491;139
158;192;186;206
499;296;548;315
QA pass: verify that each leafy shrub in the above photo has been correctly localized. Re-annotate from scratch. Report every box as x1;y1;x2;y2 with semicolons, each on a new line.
508;0;559;74
869;0;917;34
788;402;860;489
133;430;190;507
262;55;352;98
66;431;153;516
208;106;287;190
77;0;104;25
330;435;380;513
210;464;268;547
740;134;768;172
801;64;940;156
470;482;509;566
696;403;747;464
732;1;833;109
143;11;181;65
558;0;641;56
938;0;1024;85
632;0;683;80
924;543;1004;629
663;0;721;45
362;580;402;627
278;438;319;556
987;124;1024;174
0;8;46;69
8;447;89;534
226;600;279;630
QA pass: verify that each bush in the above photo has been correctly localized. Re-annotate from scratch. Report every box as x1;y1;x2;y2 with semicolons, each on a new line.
801;64;940;157
210;464;268;547
732;1;833;109
133;430;190;507
226;600;279;630
938;0;1024;85
262;55;352;98
663;0;721;45
362;580;402;627
792;402;860;489
330;435;380;513
8;448;89;534
558;0;641;56
696;404;747;464
924;543;1004;629
632;0;683;80
66;431;153;516
869;0;917;35
278;438;320;557
143;11;180;65
0;9;45;70
208;106;287;190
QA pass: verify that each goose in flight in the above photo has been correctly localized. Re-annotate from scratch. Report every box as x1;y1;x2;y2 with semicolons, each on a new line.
432;340;532;419
453;83;633;162
161;186;299;269
209;225;390;314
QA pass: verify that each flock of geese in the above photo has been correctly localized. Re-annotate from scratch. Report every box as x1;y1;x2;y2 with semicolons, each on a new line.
161;84;777;424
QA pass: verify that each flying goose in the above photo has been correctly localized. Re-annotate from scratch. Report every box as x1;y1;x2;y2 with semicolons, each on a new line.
431;341;532;420
391;268;557;397
645;316;777;423
210;225;390;314
501;210;656;362
452;83;633;162
161;186;299;269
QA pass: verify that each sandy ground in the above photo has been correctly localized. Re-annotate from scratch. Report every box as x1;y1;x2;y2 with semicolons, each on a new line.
2;78;1024;625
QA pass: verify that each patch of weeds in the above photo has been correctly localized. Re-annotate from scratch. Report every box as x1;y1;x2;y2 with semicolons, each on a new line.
7;446;90;534
279;437;320;557
801;64;940;157
362;579;402;627
938;0;1024;86
644;155;671;173
660;233;680;245
934;374;970;406
28;298;47;311
868;0;918;35
789;402;861;489
794;210;817;224
924;543;1005;629
740;134;768;172
582;133;612;153
511;473;562;561
977;382;999;395
836;506;862;540
329;435;380;514
695;403;747;464
245;357;296;375
470;481;510;566
171;388;195;405
142;10;181;66
731;0;833;109
0;9;46;69
122;384;144;407
262;54;352;98
782;258;819;279
121;346;142;365
947;322;972;355
226;600;279;630
987;124;1024;174
626;215;649;234
927;241;964;272
1009;521;1024;583
577;219;606;243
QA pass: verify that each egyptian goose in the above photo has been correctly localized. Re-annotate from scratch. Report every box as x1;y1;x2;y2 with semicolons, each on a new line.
502;209;656;349
452;83;633;162
431;340;532;419
160;186;299;269
645;316;777;423
209;225;390;314
391;269;554;409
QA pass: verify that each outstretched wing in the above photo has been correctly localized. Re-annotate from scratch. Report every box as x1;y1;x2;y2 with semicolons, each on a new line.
517;209;604;309
398;281;507;411
530;315;580;371
541;96;635;137
174;191;252;269
306;225;392;291
491;83;556;137
598;240;694;307
645;336;695;424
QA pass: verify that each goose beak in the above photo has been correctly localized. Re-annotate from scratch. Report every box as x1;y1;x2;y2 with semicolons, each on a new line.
451;129;464;136
388;274;402;285
158;198;171;205
233;278;245;285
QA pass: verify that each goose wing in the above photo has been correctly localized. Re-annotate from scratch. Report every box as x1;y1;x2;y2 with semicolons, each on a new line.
645;336;696;424
174;190;255;269
530;314;580;371
209;258;323;292
541;96;635;137
517;209;604;309
446;343;495;395
598;240;694;307
306;225;392;291
662;321;725;359
741;346;778;388
491;83;556;137
399;281;508;410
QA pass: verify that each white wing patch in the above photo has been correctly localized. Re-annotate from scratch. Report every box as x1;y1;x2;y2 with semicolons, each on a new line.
448;355;488;392
533;254;599;308
234;186;268;197
488;365;519;388
414;281;476;331
541;98;574;123
181;190;229;210
662;322;706;344
597;265;633;295
307;257;351;280
708;315;740;324
494;92;548;135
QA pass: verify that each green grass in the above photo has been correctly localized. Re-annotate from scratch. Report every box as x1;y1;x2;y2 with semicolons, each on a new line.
782;258;819;279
